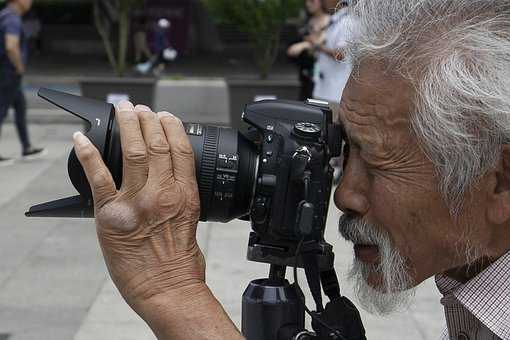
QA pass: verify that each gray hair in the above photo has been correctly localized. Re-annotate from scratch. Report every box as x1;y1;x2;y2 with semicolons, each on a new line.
348;1;510;214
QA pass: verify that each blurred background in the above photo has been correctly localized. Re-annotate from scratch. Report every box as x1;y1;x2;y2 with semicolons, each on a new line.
0;0;444;339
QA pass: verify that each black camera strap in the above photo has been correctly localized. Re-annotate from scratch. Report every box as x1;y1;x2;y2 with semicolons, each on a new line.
303;254;342;309
303;253;324;312
320;268;341;301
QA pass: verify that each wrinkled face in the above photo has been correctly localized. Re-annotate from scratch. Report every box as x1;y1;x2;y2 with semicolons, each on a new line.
305;0;323;15
334;60;491;312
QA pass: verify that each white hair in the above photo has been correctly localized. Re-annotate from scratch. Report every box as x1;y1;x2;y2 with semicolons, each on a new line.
348;1;510;214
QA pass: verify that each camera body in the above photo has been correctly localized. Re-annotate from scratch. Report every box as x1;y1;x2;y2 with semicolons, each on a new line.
241;100;342;268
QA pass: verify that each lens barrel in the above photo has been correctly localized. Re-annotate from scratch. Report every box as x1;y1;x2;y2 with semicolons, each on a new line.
184;123;259;222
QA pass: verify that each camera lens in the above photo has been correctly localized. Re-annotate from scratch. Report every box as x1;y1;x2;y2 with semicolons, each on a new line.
67;119;259;222
106;122;260;223
184;123;259;222
27;89;261;220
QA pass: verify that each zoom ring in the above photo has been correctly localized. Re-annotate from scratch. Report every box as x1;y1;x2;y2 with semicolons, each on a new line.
199;126;219;220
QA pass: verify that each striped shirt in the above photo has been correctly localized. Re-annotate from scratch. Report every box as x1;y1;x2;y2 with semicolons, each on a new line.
436;251;510;340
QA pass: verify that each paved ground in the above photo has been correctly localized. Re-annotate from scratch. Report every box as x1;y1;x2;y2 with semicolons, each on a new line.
0;122;445;340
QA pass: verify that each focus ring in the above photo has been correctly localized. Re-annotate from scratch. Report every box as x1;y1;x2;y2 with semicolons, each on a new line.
199;126;218;220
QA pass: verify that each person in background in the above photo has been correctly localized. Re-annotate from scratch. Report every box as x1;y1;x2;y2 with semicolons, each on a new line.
0;0;45;166
135;18;177;77
152;18;177;75
287;0;330;101
310;0;357;114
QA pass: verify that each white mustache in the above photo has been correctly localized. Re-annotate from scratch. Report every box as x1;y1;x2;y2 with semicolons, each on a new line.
338;215;382;246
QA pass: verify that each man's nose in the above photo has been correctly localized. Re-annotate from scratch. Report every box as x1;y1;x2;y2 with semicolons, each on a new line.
333;158;370;215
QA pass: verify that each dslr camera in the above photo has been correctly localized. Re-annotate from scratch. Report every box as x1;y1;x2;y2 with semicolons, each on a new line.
27;89;365;340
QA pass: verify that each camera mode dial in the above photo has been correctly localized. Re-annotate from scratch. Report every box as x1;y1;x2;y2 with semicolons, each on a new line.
293;122;321;141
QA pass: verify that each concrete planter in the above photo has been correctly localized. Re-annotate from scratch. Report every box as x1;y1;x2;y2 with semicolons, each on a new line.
227;77;300;131
154;78;230;126
80;77;157;107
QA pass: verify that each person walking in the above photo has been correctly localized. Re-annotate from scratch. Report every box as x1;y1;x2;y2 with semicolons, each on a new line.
287;0;330;101
135;18;177;76
0;0;45;166
311;0;358;113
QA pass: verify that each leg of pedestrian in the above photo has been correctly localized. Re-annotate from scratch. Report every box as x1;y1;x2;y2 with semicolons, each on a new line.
12;81;46;159
0;83;15;166
12;81;30;151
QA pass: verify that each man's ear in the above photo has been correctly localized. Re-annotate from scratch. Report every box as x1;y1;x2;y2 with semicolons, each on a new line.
487;145;510;225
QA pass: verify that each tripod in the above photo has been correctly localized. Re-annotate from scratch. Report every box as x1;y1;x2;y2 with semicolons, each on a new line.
242;264;306;340
241;234;367;340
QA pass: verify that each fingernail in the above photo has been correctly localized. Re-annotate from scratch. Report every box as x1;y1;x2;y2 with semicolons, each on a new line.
158;111;175;118
135;104;152;112
73;131;90;146
117;100;134;111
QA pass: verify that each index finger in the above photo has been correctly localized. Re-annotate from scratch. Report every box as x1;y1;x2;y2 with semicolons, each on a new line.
73;131;117;208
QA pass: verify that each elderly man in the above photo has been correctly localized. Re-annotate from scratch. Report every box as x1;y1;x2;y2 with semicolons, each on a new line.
71;0;510;339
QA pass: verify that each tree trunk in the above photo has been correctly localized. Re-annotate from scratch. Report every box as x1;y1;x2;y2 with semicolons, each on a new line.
94;1;118;74
117;9;130;76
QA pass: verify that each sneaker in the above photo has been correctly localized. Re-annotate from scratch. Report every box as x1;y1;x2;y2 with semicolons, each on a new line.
0;156;15;167
22;147;48;160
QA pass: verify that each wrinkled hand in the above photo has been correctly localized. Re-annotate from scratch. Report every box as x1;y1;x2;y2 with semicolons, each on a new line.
73;101;204;310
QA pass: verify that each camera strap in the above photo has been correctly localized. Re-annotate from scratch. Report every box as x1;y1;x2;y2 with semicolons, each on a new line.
320;268;341;301
303;253;324;312
303;254;342;311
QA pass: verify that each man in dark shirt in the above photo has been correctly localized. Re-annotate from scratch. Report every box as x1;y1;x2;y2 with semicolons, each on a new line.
0;0;45;166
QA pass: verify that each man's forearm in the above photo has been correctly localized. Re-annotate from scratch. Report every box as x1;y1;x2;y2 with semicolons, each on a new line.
138;283;245;340
6;48;24;74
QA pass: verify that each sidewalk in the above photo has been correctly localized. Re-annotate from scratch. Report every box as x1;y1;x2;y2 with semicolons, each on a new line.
0;122;445;340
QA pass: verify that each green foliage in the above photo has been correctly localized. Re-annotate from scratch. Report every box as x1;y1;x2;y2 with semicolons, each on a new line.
94;0;145;76
205;0;302;78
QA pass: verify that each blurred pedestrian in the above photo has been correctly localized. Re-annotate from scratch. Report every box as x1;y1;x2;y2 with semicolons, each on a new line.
0;0;45;166
133;16;152;64
311;0;358;114
287;0;330;101
135;18;177;77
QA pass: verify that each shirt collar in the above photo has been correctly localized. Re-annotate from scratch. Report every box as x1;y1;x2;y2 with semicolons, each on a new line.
436;251;510;339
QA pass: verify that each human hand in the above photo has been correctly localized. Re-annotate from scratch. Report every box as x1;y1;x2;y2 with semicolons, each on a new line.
287;41;312;57
72;101;205;311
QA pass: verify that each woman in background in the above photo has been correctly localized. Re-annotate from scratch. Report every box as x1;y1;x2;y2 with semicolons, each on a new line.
287;0;330;101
